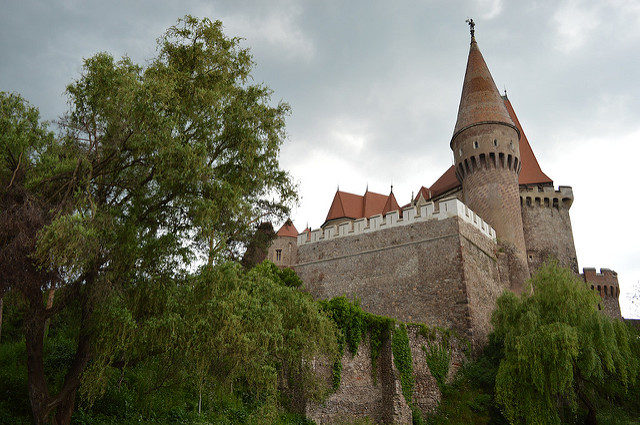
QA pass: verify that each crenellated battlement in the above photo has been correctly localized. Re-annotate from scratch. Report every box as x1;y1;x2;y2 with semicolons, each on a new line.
520;185;573;209
581;267;620;298
297;198;496;246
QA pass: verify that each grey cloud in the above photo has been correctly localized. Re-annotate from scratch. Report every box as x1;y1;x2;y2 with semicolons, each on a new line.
1;0;638;316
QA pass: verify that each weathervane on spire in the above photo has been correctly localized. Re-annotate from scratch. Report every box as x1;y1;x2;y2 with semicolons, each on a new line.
465;18;475;39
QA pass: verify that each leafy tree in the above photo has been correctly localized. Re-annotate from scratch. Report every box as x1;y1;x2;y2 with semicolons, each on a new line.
0;16;297;424
80;261;337;422
492;263;639;425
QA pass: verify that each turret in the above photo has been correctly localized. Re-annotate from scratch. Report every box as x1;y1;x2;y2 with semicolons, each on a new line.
451;22;530;290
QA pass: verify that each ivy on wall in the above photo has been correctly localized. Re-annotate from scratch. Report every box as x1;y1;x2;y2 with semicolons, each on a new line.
319;297;393;389
391;323;414;404
320;296;462;425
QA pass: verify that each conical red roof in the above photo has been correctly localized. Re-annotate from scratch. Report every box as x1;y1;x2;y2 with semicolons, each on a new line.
276;219;299;237
421;97;553;201
452;38;516;139
503;96;553;185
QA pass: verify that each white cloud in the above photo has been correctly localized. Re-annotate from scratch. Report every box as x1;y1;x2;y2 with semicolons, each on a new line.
553;0;601;52
477;0;504;19
220;4;315;61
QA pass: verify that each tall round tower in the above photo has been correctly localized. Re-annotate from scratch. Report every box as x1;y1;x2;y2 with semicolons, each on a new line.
451;25;530;290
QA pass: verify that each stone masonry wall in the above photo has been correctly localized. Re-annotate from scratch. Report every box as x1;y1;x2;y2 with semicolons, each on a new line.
305;326;468;425
458;220;507;348
296;218;463;335
581;268;622;319
520;188;578;274
267;235;297;268
295;216;501;346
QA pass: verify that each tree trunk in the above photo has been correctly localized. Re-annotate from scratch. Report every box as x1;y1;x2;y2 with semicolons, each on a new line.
44;289;56;338
0;296;3;342
24;284;93;425
585;407;597;425
24;310;51;425
54;391;77;425
576;379;598;425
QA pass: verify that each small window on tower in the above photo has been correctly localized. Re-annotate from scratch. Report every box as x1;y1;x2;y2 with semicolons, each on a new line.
473;141;479;149
276;249;282;262
493;139;498;146
509;141;514;149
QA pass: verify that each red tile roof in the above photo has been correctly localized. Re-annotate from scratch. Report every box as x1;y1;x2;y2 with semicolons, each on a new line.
325;189;399;224
503;96;553;185
453;38;516;139
417;97;553;203
276;219;298;237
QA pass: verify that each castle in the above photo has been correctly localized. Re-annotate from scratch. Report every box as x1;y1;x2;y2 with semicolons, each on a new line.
266;25;623;423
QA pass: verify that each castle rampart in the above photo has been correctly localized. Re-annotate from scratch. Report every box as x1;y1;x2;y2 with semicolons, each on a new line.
581;267;622;319
520;185;578;273
298;199;496;246
295;205;504;347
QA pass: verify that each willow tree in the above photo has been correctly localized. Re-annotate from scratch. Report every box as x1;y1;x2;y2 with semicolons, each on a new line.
0;16;297;425
492;264;639;425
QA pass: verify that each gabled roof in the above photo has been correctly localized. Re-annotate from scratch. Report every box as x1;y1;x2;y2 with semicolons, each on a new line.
324;189;399;224
276;218;298;237
382;191;400;215
453;36;516;140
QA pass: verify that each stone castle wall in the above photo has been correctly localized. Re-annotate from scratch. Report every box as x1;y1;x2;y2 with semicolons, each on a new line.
295;215;504;347
305;326;467;425
520;185;578;273
268;235;297;267
581;267;622;319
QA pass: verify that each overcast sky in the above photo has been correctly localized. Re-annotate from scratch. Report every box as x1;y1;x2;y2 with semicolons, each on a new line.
1;0;639;317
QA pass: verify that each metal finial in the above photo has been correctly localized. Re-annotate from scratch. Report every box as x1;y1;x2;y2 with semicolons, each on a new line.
390;183;394;193
465;18;475;39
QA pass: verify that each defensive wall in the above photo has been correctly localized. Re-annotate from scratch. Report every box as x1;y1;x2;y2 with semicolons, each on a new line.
581;267;622;319
298;198;496;246
304;326;467;425
294;199;504;348
520;185;578;273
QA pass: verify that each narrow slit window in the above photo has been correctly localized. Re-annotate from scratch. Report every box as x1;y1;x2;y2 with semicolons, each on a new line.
276;249;282;262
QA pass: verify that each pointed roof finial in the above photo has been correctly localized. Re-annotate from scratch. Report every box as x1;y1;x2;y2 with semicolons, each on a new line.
465;18;475;40
390;183;394;193
365;182;369;193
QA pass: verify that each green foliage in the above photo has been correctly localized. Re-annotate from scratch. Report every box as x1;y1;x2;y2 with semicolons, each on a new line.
81;261;337;419
319;297;394;388
0;340;30;423
422;342;450;390
392;323;414;404
1;15;300;423
492;263;640;425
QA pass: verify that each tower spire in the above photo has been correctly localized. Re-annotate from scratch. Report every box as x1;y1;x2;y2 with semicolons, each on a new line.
451;31;518;143
465;18;475;40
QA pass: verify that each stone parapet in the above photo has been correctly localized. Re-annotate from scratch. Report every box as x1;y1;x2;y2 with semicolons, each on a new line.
520;185;574;209
298;199;495;246
580;267;621;319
